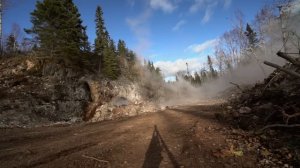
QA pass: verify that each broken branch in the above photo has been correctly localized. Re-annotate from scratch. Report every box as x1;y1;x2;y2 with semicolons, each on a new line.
263;61;300;78
229;82;243;92
282;111;300;124
256;124;300;134
277;51;300;67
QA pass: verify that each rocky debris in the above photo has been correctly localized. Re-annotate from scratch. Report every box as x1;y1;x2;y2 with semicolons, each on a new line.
90;102;158;122
238;107;252;114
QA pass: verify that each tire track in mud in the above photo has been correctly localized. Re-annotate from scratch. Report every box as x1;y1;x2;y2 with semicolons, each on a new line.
15;128;133;168
20;142;99;168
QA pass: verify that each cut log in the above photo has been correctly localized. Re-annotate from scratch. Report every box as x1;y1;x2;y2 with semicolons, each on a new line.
263;61;300;78
277;51;300;67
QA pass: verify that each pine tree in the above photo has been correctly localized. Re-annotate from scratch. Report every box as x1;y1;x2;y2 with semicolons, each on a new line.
155;67;161;76
127;50;136;62
117;40;127;57
147;61;153;72
25;0;89;57
94;5;109;72
117;39;129;76
200;69;207;82
207;55;217;79
194;72;201;86
5;34;18;55
103;39;119;79
63;0;90;53
245;23;258;49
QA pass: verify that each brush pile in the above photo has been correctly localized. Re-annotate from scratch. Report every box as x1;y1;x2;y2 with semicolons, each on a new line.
228;51;300;131
224;51;300;167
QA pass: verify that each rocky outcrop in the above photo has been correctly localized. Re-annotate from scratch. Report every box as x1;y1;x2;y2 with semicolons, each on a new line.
83;78;160;122
0;56;160;128
0;57;92;127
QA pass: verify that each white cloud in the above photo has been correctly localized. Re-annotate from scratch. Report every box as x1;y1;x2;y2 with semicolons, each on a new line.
149;0;176;13
202;2;217;23
187;39;219;54
223;0;232;9
126;9;152;54
127;0;135;7
189;0;231;23
172;20;186;31
154;57;206;76
189;0;204;13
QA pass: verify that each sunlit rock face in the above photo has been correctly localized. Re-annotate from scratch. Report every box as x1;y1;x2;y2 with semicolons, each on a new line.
85;80;159;122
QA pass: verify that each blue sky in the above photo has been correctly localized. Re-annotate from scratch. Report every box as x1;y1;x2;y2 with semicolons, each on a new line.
3;0;269;76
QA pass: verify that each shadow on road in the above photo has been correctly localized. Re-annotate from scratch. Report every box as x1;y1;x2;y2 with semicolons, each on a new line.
142;125;180;168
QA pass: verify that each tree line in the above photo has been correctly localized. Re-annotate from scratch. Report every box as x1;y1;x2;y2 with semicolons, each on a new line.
177;3;287;87
2;0;140;80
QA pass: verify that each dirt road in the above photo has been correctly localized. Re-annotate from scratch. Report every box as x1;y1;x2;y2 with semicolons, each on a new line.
0;103;258;168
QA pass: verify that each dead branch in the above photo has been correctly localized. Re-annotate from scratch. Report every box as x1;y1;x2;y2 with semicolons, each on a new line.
282;111;300;124
82;154;111;167
264;111;276;123
263;61;300;78
273;105;300;124
256;124;300;134
263;72;279;93
277;51;300;67
229;82;243;92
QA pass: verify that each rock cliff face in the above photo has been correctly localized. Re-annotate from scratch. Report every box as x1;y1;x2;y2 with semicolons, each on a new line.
0;57;159;128
83;79;159;122
0;57;92;127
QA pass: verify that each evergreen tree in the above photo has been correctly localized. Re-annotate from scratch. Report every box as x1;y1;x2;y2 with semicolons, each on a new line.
175;75;179;82
5;34;18;54
155;67;162;76
81;28;91;52
103;39;119;79
207;55;217;79
64;0;90;53
245;23;259;49
25;0;89;56
194;72;201;86
109;39;116;54
150;62;155;72
94;5;109;72
147;61;153;72
200;68;207;82
117;39;127;57
117;40;136;63
127;50;136;62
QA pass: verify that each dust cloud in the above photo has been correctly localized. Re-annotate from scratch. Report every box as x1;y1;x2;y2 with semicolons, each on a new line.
151;3;300;106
